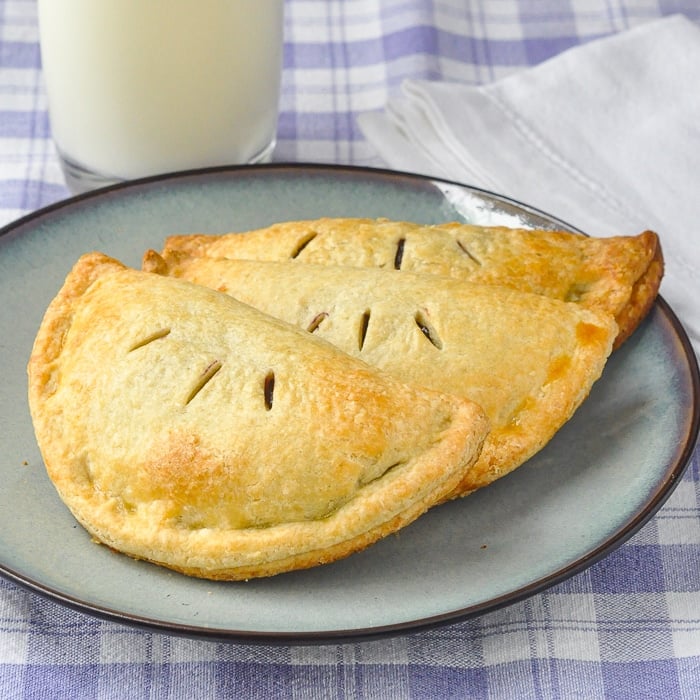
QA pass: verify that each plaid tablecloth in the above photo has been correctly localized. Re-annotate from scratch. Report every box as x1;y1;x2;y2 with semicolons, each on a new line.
1;1;699;698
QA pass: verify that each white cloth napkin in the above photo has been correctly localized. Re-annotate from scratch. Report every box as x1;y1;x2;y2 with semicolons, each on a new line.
359;14;700;350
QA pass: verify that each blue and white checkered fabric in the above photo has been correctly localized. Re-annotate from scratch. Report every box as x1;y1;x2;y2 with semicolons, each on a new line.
1;1;699;698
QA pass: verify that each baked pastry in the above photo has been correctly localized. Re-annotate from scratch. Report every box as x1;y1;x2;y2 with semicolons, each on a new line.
162;218;662;349
27;253;489;580
143;252;617;496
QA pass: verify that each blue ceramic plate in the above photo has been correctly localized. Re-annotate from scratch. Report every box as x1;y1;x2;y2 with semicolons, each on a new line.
0;164;697;643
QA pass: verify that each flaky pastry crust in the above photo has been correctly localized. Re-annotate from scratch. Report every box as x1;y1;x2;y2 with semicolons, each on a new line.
28;253;489;580
162;218;662;349
144;252;617;496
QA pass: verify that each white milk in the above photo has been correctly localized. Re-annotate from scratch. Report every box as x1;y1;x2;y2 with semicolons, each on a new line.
38;0;284;184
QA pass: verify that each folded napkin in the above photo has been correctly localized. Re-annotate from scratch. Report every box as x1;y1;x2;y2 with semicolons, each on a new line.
359;14;700;350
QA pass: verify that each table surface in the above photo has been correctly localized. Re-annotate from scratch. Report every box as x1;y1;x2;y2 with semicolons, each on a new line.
1;1;699;699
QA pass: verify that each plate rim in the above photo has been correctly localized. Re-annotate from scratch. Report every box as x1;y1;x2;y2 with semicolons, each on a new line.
2;162;698;644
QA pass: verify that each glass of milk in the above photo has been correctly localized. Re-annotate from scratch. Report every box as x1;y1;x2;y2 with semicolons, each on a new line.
38;0;284;194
